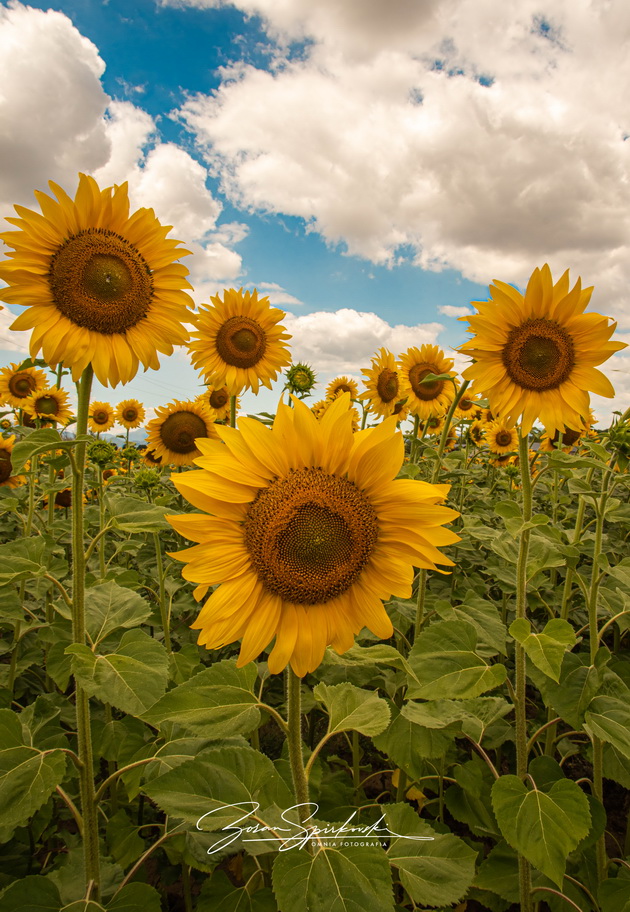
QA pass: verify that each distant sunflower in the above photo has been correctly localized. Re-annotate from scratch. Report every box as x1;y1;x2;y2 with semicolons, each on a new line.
0;363;48;408
116;399;145;430
468;419;486;445
142;448;163;468
146;400;218;467
419;415;445;437
360;348;405;418
22;386;73;425
393;400;410;425
168;394;459;677
454;391;481;421
459;264;627;435
326;376;359;399
196;386;237;422
286;362;317;396
189;288;291;394
484;421;519;455
88;402;115;434
398;345;457;419
0;172;194;386
0;436;26;488
312;393;360;431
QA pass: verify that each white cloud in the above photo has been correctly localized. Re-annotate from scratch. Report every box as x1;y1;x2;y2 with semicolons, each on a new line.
438;304;472;318
250;282;304;307
0;307;29;354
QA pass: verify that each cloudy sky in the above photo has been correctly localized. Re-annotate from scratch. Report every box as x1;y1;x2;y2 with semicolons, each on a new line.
1;0;629;427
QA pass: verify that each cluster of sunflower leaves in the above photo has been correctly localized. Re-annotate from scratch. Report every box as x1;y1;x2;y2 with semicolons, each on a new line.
0;421;629;912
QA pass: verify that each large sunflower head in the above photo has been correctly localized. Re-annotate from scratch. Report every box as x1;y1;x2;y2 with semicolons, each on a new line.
88;401;115;434
195;386;237;423
397;345;457;419
326;376;359;400
0;363;48;408
359;348;406;419
146;399;219;467
484;420;519;455
167;394;459;677
188;288;292;395
0;435;26;488
0;173;194;386
116;398;145;430
459;264;627;436
22;386;73;425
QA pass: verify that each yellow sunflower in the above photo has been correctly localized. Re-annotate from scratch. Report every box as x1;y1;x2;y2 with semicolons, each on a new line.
0;436;26;488
360;348;406;418
188;288;292;395
167;394;459;677
312;393;360;431
0;173;194;386
22;386;73;425
468;419;486;446
397;345;457;419
88;401;115;434
196;386;238;423
454;390;481;421
146;400;218;467
419;415;445;437
393;400;410;425
326;376;359;399
0;363;48;408
142;448;163;468
484;421;519;455
116;398;145;430
459;264;627;436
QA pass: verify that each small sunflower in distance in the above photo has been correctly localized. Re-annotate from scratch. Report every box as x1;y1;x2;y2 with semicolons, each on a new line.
454;391;481;421
0;173;194;386
459;264;627;435
22;386;73;425
116;399;145;430
326;376;359;400
398;345;457;419
360;348;405;418
484;421;519;455
286;362;317;397
88;402;115;434
146;400;218;466
189;288;291;394
168;394;459;677
0;363;48;408
196;385;234;422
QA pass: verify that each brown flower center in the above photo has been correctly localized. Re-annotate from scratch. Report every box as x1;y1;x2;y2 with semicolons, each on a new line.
49;229;153;334
495;430;513;448
459;397;474;412
376;369;399;403
92;409;110;425
123;407;138;422
409;364;444;400
160;411;208;454
502;319;575;391
552;427;582;448
55;489;72;508
215;316;266;368
0;451;13;484
9;373;37;399
34;395;59;416
209;388;229;409
244;466;379;605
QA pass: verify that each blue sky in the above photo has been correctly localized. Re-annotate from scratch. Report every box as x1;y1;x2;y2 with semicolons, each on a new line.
1;0;628;424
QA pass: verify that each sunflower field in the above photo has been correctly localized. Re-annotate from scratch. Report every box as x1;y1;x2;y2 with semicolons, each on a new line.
0;174;629;912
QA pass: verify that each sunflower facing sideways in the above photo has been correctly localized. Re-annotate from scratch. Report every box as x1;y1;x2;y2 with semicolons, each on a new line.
189;288;291;395
0;173;194;387
360;348;406;419
116;399;146;430
88;401;115;434
22;386;73;426
0;436;26;488
168;394;459;677
326;376;359;400
196;386;238;423
146;400;218;467
459;264;627;435
398;344;457;419
0;363;48;409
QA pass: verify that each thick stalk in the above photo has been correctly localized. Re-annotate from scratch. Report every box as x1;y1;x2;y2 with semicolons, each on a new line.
230;394;237;428
286;669;311;832
153;531;171;652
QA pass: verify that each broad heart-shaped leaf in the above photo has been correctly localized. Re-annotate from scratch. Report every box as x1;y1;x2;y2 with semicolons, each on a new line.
272;843;394;912
384;803;476;906
406;619;507;700
509;618;575;682
198;871;277;912
0;709;66;841
141;659;260;738
599;875;630;912
0;874;62;911
0;536;60;586
585;696;630;759
434;591;507;655
106;883;163;912
529;651;602;729
372;706;458;777
84;581;153;646
67;629;169;716
312;682;390;737
320;643;418;684
107;494;170;532
491;775;591;887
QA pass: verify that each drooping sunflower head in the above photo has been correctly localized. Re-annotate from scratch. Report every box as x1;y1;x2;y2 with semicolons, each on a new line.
0;363;48;408
360;348;406;419
286;362;317;396
484;420;519;455
468;419;486;445
146;399;218;466
188;288;292;395
326;375;359;400
0;435;26;488
22;386;73;426
195;385;235;422
88;401;115;434
397;344;457;419
459;264;628;436
0;173;194;387
88;440;117;468
167;394;460;677
116;398;145;430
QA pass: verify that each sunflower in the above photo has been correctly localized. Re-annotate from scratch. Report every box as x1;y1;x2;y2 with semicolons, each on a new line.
454;391;481;421
189;288;292;395
116;398;145;430
142;448;163;468
0;173;194;386
88;401;115;434
393;400;410;425
0;417;15;432
468;419;486;446
146;400;218;467
484;421;519;455
419;415;445;437
22;386;73;425
398;345;457;419
459;264;627;436
196;386;238;423
360;349;406;418
167;394;459;677
0;436;26;488
312;393;360;431
0;363;48;408
286;362;317;396
326;376;359;399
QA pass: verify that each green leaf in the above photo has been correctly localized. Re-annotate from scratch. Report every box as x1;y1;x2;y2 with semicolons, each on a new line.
198;871;277;912
585;696;630;759
106;884;163;912
491;775;591;887
312;683;390;737
0;875;62;911
141;659;260;738
373;706;456;777
407;619;507;700
434;592;507;655
509;618;575;682
10;427;64;474
84;581;153;646
67;629;169;716
530;652;601;729
321;643;418;683
385;803;476;906
107;494;170;532
272;843;394;912
599;876;630;912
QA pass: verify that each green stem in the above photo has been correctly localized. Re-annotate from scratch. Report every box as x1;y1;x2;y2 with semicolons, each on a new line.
97;467;106;580
286;669;311;831
230;394;237;428
153;532;171;652
431;380;470;484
